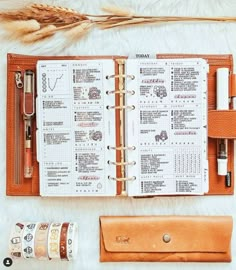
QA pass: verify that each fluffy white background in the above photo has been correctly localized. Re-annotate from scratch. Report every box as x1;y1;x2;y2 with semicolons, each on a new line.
0;0;236;269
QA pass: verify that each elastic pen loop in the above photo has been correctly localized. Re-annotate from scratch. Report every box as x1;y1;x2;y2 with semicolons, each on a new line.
23;70;35;117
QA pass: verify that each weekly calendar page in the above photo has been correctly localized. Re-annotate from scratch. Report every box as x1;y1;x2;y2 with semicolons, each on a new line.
36;60;117;196
126;59;209;196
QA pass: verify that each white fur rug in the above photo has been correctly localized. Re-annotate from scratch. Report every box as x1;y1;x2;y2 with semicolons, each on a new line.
0;0;236;269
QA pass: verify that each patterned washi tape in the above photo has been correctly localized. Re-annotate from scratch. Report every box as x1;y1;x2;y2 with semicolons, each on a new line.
9;223;25;259
22;222;38;259
9;221;78;261
66;222;79;260
60;222;69;260
34;223;50;260
48;223;62;259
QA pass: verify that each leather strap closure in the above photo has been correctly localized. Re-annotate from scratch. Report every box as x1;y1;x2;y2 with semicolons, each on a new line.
208;110;236;138
230;74;236;97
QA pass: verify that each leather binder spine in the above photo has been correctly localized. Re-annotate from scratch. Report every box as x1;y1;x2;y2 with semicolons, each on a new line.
106;59;136;195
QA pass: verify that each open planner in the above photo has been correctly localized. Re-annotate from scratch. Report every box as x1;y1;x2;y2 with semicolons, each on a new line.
6;54;236;196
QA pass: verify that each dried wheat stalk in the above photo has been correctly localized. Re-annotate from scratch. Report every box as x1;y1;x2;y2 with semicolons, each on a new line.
21;25;57;43
101;5;134;17
0;3;235;43
2;19;40;37
0;3;88;24
64;21;94;42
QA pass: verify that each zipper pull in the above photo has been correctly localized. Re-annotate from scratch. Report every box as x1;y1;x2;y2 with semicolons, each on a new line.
15;72;23;89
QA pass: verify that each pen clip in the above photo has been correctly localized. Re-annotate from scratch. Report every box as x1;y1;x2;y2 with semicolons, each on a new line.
23;70;35;118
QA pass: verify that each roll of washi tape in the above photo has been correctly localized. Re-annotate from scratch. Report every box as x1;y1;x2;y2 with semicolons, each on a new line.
9;223;25;259
59;222;69;260
48;223;63;259
34;223;50;260
66;222;79;260
22;222;38;259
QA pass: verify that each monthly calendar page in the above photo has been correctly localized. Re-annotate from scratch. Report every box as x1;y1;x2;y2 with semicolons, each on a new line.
126;59;209;196
36;60;116;196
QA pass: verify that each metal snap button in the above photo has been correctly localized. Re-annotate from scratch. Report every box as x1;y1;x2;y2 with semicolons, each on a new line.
163;234;171;243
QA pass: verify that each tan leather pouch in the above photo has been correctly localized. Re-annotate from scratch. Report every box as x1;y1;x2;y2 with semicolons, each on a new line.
100;216;233;262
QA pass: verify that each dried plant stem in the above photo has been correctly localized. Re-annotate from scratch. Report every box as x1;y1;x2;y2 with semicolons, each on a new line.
21;25;57;43
64;21;94;42
0;3;236;44
101;5;134;17
44;20;93;32
2;19;40;36
95;15;236;29
0;3;88;25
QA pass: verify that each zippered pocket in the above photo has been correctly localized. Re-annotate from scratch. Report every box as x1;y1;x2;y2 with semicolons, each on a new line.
6;69;39;195
13;71;24;185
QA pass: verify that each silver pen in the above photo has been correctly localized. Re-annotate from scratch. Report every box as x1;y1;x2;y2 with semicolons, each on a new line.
216;68;229;176
23;70;35;178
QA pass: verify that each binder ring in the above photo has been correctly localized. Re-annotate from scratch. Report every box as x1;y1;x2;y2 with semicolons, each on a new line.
106;105;135;110
108;176;136;182
107;160;136;166
106;90;135;95
106;74;135;80
107;145;136;150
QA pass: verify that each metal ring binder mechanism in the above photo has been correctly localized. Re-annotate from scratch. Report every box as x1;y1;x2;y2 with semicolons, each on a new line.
107;161;136;166
107;146;136;150
106;90;135;95
106;62;137;191
106;74;135;80
108;176;136;182
106;105;135;110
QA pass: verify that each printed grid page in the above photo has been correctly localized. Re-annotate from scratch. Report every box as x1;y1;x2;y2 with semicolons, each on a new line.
126;59;208;196
36;60;116;196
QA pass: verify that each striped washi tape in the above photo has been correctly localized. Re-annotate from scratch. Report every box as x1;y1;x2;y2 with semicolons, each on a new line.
59;222;69;260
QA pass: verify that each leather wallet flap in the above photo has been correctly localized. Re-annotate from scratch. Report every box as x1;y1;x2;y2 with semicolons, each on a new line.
100;216;232;253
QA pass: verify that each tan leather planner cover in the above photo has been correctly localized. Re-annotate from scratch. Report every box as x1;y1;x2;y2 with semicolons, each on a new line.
100;216;233;262
6;53;235;196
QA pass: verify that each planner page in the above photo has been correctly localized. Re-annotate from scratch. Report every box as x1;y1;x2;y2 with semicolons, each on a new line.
126;59;208;196
36;60;116;196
